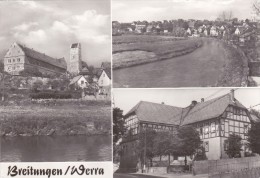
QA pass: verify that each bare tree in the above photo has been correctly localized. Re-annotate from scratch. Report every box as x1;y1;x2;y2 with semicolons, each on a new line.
253;0;260;14
218;11;233;21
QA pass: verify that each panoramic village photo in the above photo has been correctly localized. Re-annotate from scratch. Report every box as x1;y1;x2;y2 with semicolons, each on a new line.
112;0;260;88
113;88;260;178
0;0;112;162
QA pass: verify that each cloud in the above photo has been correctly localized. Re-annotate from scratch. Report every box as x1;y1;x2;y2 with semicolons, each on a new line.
17;1;70;17
11;9;110;65
112;2;126;10
13;22;39;31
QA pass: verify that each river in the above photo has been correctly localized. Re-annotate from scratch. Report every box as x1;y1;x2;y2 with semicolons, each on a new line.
0;135;111;162
113;38;227;88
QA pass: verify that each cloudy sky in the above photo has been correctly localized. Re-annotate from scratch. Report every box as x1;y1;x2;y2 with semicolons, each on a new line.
113;88;260;114
113;0;255;22
0;0;110;67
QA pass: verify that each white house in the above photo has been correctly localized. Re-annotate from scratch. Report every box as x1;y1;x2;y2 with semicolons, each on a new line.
210;26;218;37
98;69;111;87
187;28;192;36
69;75;89;89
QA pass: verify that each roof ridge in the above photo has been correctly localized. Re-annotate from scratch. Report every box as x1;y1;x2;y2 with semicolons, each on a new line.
187;94;228;116
140;100;182;109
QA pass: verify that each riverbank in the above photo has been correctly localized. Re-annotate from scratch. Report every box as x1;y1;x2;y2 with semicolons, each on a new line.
0;99;111;137
113;35;203;69
216;43;249;87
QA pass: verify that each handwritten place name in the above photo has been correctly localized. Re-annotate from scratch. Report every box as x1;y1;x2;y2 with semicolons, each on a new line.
7;165;104;178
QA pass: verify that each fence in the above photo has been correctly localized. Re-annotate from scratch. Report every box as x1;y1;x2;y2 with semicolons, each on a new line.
193;156;260;175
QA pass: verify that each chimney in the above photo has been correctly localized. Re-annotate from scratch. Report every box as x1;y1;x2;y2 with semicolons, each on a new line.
230;89;235;102
161;102;165;105
191;100;197;107
201;98;204;102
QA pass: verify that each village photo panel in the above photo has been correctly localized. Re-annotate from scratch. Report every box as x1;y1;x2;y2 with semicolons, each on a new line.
113;88;260;174
112;0;260;88
0;0;112;162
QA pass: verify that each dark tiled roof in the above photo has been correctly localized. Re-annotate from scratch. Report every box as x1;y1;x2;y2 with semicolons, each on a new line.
17;43;67;69
125;101;183;125
181;94;246;125
125;93;248;126
71;43;79;48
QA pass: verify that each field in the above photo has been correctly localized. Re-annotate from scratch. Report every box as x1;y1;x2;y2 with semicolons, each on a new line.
113;35;203;69
0;100;111;136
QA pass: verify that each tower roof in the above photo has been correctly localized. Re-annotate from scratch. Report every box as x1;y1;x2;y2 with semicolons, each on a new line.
71;43;80;48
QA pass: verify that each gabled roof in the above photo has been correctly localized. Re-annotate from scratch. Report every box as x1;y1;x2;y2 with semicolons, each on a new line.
101;62;111;69
125;92;248;126
103;68;111;79
125;101;183;125
69;75;87;85
181;94;246;125
16;42;67;69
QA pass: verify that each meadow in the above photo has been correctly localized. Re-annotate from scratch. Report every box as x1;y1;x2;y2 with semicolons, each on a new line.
113;35;203;69
0;99;111;136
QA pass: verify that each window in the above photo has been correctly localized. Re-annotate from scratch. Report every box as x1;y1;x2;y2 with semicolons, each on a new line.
81;80;84;85
13;59;15;62
224;140;229;151
211;122;216;133
17;58;20;62
204;141;209;152
8;59;11;63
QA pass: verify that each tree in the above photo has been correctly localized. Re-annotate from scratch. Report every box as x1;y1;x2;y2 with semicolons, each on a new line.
177;125;202;165
250;109;260;119
253;0;260;14
225;133;242;158
113;107;125;144
0;61;4;72
248;122;260;154
137;129;157;167
153;131;179;165
218;11;233;21
32;80;43;92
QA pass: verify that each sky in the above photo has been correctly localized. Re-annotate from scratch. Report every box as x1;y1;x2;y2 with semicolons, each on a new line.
0;0;111;67
113;0;255;22
113;88;260;114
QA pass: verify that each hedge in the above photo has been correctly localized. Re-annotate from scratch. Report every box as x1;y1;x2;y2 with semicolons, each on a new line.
30;92;73;99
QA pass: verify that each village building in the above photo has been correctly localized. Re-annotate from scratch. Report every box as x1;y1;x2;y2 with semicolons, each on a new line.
187;28;192;36
210;26;218;37
69;75;89;89
119;90;253;171
4;42;67;76
98;69;111;87
135;22;147;33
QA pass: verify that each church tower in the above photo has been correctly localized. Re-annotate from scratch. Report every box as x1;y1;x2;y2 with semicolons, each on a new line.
68;43;82;74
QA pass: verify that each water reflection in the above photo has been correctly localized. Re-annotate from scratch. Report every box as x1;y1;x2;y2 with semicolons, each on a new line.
1;135;111;162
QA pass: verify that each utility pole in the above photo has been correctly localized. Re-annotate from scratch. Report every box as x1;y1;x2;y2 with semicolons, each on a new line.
143;127;147;173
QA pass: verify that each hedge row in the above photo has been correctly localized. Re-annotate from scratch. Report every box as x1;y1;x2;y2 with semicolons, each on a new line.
30;92;73;99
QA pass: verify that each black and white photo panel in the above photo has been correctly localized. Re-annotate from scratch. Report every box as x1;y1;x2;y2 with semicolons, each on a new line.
0;0;112;162
113;88;260;176
112;0;260;88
